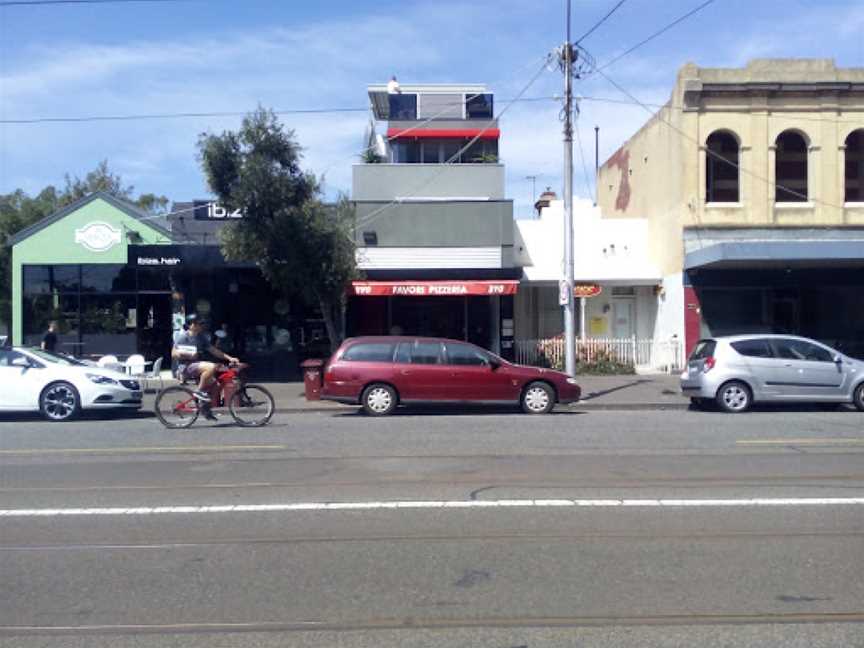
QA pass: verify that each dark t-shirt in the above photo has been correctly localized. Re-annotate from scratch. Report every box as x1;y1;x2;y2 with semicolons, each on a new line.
42;331;58;352
174;331;211;370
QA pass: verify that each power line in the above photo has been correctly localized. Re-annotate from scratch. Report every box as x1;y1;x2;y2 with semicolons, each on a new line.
0;0;188;6
0;97;560;125
575;0;628;45
593;0;716;73
576;94;864;128
0;107;368;125
574;113;594;203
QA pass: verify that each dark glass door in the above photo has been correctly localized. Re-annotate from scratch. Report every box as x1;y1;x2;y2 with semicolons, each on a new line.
137;294;173;366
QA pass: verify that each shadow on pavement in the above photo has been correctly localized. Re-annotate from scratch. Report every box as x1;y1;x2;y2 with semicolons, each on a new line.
332;405;586;418
688;402;854;414
0;409;155;423
580;379;652;401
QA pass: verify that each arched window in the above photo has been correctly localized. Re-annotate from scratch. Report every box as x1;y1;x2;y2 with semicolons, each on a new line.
705;131;740;202
845;130;864;202
775;130;808;202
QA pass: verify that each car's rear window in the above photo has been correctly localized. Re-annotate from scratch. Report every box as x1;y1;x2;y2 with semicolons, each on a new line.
731;339;774;358
341;342;396;363
689;339;716;360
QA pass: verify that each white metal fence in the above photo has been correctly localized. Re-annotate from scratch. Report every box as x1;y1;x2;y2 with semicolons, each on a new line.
514;337;684;373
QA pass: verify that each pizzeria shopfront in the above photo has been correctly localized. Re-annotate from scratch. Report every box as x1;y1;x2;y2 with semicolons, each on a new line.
345;279;518;358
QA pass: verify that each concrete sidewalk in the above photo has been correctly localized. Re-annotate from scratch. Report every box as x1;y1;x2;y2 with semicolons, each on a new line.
142;373;687;413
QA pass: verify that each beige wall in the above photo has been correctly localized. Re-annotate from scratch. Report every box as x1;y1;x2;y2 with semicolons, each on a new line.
597;59;864;276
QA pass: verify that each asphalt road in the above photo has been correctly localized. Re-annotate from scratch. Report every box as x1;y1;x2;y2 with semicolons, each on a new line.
1;406;863;647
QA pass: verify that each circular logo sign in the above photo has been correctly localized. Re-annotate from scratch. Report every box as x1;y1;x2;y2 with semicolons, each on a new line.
74;222;122;252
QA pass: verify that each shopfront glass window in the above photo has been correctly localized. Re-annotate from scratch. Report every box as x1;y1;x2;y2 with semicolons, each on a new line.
80;295;137;356
81;265;136;292
51;266;80;292
23;266;52;294
23;294;79;348
244;325;270;353
137;267;174;291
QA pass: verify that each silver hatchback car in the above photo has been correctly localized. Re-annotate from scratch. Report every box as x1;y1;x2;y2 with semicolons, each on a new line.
680;335;864;413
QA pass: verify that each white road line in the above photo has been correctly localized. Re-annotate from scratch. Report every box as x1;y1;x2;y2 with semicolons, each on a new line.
1;497;864;517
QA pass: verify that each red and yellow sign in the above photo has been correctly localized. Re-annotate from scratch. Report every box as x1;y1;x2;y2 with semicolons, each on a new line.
350;280;519;297
573;284;602;298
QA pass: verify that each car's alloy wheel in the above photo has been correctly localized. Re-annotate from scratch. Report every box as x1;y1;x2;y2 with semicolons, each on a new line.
522;382;554;414
716;381;751;413
362;384;397;416
853;383;864;412
40;382;80;421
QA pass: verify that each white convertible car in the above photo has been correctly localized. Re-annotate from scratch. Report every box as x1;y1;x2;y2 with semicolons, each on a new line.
0;347;142;421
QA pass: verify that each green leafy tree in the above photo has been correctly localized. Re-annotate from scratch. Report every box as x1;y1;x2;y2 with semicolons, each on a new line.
0;161;169;331
198;108;358;351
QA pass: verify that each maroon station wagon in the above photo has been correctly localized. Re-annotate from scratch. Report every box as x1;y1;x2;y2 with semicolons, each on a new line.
322;336;582;416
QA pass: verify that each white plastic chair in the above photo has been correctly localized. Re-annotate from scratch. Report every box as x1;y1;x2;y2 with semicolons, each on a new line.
125;354;146;376
143;356;164;391
97;355;119;368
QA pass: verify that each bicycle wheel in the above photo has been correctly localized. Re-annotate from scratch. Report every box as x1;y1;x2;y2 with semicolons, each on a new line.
229;384;275;427
154;386;200;428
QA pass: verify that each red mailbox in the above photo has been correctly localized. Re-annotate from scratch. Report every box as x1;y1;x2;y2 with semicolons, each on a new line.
300;359;325;401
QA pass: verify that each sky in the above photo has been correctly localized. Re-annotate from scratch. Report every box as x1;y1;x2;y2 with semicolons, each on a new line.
2;0;864;219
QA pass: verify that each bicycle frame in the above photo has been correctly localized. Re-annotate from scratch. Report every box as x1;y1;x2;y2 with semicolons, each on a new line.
173;363;246;414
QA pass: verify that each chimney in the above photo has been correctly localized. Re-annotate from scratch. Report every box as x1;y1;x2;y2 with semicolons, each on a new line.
534;187;557;216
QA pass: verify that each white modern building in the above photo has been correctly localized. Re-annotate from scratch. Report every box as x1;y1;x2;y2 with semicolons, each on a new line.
513;192;683;371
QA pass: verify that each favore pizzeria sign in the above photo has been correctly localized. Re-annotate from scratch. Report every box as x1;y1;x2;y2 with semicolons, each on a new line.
350;280;519;297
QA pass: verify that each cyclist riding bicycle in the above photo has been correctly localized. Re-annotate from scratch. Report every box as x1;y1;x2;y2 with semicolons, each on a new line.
171;314;239;416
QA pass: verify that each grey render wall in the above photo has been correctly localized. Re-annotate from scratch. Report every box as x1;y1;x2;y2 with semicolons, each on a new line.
353;199;514;259
352;164;505;200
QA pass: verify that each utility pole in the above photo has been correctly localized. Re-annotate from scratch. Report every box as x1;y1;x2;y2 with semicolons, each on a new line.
561;0;577;376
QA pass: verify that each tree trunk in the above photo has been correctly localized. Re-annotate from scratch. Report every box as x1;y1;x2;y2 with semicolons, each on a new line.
318;295;343;353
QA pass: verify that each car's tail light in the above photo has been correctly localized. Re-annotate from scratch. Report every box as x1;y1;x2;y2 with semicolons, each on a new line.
703;356;716;373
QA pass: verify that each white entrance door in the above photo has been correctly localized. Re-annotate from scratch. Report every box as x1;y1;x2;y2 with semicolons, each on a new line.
612;299;635;339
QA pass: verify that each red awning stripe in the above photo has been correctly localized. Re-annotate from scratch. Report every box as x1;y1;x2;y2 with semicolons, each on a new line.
350;280;518;297
386;128;500;140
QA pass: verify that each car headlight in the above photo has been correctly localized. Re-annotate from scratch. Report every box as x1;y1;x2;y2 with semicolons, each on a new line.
566;378;580;385
86;373;118;385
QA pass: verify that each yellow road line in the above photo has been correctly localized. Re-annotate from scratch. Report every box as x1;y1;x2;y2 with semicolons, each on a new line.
737;438;864;445
0;445;287;456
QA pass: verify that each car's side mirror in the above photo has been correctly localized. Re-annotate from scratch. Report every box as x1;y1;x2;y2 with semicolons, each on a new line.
488;359;501;371
11;357;31;368
834;354;843;364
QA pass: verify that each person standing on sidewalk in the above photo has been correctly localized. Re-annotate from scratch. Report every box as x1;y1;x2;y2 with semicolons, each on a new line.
41;321;58;353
